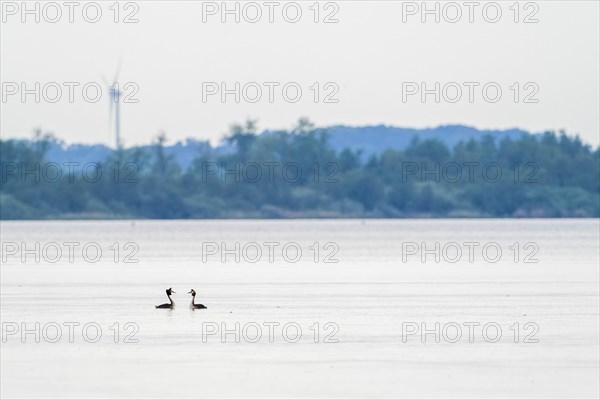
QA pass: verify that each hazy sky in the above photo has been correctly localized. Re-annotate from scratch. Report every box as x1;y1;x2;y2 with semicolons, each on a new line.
1;0;599;147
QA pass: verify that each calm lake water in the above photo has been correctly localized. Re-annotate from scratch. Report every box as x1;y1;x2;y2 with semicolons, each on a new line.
1;219;599;399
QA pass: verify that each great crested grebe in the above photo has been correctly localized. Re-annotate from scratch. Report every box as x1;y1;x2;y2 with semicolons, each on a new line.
155;288;175;309
188;289;207;310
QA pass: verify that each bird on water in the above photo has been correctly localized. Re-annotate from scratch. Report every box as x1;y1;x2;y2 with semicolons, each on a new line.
188;289;207;310
155;288;176;309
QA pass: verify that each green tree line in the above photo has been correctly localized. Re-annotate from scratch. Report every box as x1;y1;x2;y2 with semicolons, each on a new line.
1;120;598;219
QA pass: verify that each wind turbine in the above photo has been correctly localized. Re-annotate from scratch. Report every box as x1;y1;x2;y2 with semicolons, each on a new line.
103;61;123;150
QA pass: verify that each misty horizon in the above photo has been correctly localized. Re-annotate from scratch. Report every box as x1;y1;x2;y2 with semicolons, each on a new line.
2;1;599;146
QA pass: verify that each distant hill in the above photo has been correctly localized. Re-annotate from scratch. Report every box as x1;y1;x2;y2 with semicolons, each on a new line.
17;124;534;168
326;125;531;157
31;139;215;170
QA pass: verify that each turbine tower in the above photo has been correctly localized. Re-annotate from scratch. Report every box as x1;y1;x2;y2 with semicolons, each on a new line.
103;61;123;150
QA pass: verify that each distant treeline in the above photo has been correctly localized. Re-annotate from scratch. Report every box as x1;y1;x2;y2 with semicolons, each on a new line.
1;119;599;219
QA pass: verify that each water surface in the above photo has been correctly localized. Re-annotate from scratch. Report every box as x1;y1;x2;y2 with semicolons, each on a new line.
1;219;598;399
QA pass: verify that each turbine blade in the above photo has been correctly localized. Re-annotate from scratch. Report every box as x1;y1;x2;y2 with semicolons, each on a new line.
113;58;123;83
